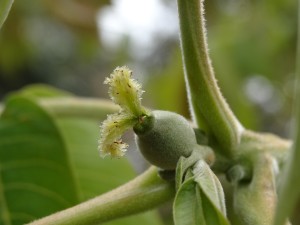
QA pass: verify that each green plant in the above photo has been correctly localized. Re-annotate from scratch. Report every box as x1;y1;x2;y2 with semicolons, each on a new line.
0;0;299;225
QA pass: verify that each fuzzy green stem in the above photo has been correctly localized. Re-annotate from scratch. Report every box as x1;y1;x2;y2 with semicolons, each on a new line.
274;1;300;224
28;166;175;225
177;0;243;156
38;97;119;119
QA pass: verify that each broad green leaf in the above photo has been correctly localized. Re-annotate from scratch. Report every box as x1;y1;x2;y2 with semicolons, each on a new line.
173;178;205;225
4;84;164;225
57;118;164;225
16;84;72;99
0;96;79;225
0;0;13;30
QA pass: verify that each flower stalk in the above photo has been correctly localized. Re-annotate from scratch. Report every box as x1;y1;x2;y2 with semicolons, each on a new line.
177;0;243;156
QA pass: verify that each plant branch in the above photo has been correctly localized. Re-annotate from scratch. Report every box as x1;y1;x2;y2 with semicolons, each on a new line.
38;97;119;119
177;0;243;156
28;166;175;225
274;1;300;224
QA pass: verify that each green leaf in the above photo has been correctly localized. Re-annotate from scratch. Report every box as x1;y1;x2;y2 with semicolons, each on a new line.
199;191;229;225
0;96;79;225
174;158;230;225
175;148;214;190
0;0;13;30
16;84;72;99
0;85;161;225
192;160;226;215
174;177;230;225
56;118;136;200
51;100;164;224
8;85;161;225
173;178;205;225
56;117;164;225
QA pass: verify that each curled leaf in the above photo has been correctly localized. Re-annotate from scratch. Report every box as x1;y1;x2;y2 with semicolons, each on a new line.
174;159;230;225
193;160;227;215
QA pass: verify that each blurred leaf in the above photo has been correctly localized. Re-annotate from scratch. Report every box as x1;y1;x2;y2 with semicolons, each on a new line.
0;0;13;30
0;96;79;225
16;84;72;99
0;84;163;224
146;50;188;117
57;118;164;225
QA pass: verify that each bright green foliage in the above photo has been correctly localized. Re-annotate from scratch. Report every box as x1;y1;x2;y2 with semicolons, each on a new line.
0;86;164;225
56;119;165;225
0;96;79;224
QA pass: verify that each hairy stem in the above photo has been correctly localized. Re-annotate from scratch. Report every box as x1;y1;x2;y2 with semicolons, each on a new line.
274;1;300;224
177;0;243;156
28;166;175;225
38;97;119;119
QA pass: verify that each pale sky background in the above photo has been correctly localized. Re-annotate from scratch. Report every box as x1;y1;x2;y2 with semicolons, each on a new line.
98;0;178;58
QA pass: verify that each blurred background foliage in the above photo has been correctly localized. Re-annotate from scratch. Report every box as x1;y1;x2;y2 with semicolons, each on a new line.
0;0;297;136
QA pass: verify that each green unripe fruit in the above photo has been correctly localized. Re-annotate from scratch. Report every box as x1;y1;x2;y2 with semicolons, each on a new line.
133;110;198;170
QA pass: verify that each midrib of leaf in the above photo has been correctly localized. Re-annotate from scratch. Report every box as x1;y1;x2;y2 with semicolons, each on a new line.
0;165;12;225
